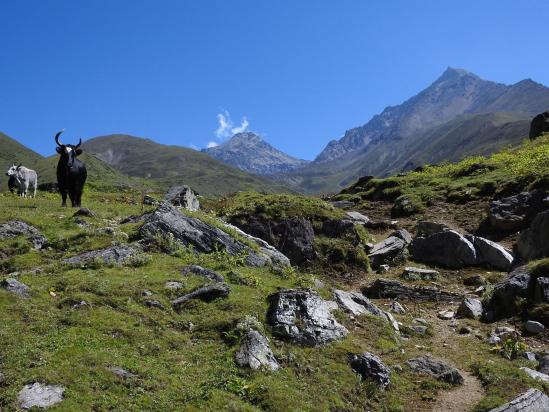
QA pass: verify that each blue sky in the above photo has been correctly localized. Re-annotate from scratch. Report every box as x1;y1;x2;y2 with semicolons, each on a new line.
1;1;548;159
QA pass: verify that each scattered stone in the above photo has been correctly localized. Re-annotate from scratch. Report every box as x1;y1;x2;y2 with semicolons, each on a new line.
171;283;230;308
390;301;406;314
1;278;30;298
520;367;549;383
349;352;391;389
524;320;545;335
402;267;439;281
164;185;200;210
235;329;279;371
457;297;483;320
378;264;390;273
139;203;272;267
437;310;455;320
416;221;451;237
164;281;183;290
406;355;464;385
109;367;137;379
414;318;429;325
143;194;157;206
465;235;515;271
410;325;428;335
0;220;48;249
368;235;408;269
523;352;537;362
487;388;549;412
267;289;348;346
488;190;547;232
409;230;477;269
464;274;486;286
363;278;462;302
145;300;165;309
63;244;140;266
73;207;95;217
17;382;65;409
142;289;153;297
181;265;224;283
518;210;549;261
345;211;370;225
71;300;90;310
538;355;549;375
474;286;486;296
392;364;403;372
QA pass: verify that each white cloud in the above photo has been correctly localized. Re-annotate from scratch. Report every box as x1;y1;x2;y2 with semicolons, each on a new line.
214;110;249;140
206;141;219;148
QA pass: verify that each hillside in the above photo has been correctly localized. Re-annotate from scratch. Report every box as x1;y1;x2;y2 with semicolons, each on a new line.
83;135;291;196
0;132;43;190
202;132;309;175
275;68;549;194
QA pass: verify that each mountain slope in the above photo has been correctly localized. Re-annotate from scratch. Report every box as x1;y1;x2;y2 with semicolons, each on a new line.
0;131;43;190
202;132;309;175
82;134;291;196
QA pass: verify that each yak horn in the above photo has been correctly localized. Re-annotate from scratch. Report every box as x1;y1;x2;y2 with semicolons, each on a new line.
54;129;65;146
75;138;82;149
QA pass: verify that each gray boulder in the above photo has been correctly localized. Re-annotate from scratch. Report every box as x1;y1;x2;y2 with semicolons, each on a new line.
139;203;273;267
520;367;549;383
273;217;316;266
267;289;348;346
63;244;140;266
18;383;65;409
181;265;224;283
0;220;47;249
333;290;399;331
488;388;549;412
486;266;532;319
538;355;549;375
391;229;413;244
1;278;31;298
465;235;515;271
109;367;137;379
534;277;549;303
406;355;464;384
529;111;549;139
409;230;477;269
164;185;200;211
488;190;547;232
171;283;230;308
349;352;391;388
368;236;407;269
524;320;545;335
416;221;451;237
345;211;370;225
235;329;279;371
518;210;549;261
457;297;483;320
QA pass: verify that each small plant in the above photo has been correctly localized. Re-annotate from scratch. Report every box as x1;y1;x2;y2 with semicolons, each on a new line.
491;337;528;360
124;252;152;267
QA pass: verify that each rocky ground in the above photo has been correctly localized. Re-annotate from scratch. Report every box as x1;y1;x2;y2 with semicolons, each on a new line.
0;182;547;411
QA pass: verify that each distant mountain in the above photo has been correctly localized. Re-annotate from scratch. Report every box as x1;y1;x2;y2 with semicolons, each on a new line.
202;132;309;175
0;131;43;190
83;134;291;196
275;68;549;194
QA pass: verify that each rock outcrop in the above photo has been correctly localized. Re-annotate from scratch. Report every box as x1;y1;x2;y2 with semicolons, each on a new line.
273;217;316;266
171;283;230;308
409;230;477;269
465;235;515;271
17;383;65;409
368;229;412;269
363;278;462;302
333;290;399;331
517;210;549;261
1;278;31;298
235;329;279;371
485;266;533;319
63;244;140;266
181;265;225;283
406;355;463;384
0;220;47;249
267;289;348;346
488;190;546;232
529;111;549;139
457;297;483;319
488;388;549;411
164;185;200;210
349;352;391;388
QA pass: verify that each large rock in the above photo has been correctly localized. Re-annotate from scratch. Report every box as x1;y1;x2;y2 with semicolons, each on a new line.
517;210;549;261
409;230;477;269
489;388;549;412
368;236;407;269
363;278;462;302
486;266;532;319
235;329;279;371
488;190;546;232
273;217;316;266
534;277;549;303
267;289;348;346
406;355;463;385
520;367;549;383
1;278;31;298
18;382;65;409
164;185;200;210
345;211;370;225
529;111;549;140
349;352;391;388
0;220;47;249
457;297;483;319
465;235;515;271
63;244;140;266
171;283;230;308
538;355;549;375
139;203;275;267
333;290;399;331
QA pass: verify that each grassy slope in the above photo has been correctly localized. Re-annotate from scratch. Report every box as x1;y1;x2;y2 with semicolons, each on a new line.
0;132;43;189
334;133;549;213
274;113;531;195
82;135;291;196
0;187;547;410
